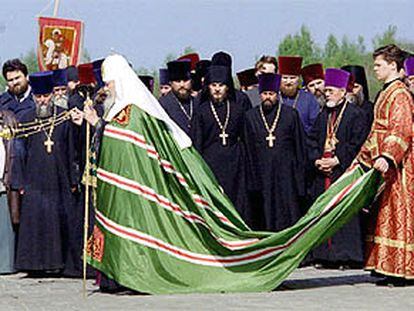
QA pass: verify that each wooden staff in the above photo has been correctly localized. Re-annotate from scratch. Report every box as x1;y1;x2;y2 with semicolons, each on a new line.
82;94;93;299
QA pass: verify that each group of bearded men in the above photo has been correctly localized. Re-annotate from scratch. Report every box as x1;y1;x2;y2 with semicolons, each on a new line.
0;43;413;288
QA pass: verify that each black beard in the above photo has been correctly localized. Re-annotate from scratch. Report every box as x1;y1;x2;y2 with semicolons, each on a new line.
262;99;276;110
173;88;190;101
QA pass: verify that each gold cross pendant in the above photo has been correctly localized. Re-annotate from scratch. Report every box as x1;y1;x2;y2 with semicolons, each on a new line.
219;131;229;146
266;133;276;148
44;138;54;154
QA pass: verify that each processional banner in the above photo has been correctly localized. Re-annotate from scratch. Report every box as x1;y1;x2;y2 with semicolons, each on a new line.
37;17;83;71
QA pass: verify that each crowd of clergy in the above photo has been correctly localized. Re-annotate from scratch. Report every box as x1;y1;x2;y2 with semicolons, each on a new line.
1;43;414;288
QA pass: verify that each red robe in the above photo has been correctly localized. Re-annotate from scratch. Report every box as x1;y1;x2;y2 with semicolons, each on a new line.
357;80;414;279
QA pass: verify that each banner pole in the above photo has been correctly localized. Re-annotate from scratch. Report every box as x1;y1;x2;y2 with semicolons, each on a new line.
53;0;60;17
82;94;93;299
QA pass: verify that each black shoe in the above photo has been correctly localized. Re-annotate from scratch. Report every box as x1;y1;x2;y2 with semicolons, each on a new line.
376;276;406;287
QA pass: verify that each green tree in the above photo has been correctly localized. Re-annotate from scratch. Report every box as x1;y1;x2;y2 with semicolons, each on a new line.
183;46;196;55
372;25;398;49
277;25;322;65
21;49;39;73
164;52;177;65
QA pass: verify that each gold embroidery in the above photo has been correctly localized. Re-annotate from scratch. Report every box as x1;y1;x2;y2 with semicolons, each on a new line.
366;235;414;251
114;105;132;126
383;135;409;151
86;225;105;262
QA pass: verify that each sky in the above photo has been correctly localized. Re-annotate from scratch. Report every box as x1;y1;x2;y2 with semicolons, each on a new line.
0;0;413;72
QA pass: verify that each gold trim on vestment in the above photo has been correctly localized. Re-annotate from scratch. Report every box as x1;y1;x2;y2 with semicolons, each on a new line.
366;235;414;251
381;151;398;168
383;135;409;152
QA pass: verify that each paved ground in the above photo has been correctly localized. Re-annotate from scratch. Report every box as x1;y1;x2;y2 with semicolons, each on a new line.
1;267;414;311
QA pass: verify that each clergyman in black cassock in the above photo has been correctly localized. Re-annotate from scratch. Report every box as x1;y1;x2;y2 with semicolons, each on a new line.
341;65;374;141
307;68;367;267
244;73;306;231
191;65;251;223
159;60;196;136
11;71;78;275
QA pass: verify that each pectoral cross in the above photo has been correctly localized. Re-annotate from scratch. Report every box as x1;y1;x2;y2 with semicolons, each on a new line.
266;133;276;148
219;131;229;146
44;138;54;154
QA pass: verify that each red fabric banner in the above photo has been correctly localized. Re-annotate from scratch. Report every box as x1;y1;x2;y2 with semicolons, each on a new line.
37;17;83;71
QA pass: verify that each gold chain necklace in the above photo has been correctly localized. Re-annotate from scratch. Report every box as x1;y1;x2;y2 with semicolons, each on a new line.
175;96;193;125
279;91;300;109
259;103;281;148
325;101;348;152
210;100;230;146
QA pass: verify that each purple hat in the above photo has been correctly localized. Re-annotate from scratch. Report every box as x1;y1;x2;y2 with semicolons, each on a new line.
258;73;281;93
51;68;68;87
29;71;54;95
404;57;414;76
324;68;350;89
159;68;169;85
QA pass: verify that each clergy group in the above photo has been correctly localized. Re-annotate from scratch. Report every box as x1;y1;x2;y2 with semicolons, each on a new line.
1;43;414;289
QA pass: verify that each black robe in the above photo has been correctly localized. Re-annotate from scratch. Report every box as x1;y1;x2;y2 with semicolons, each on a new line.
12;107;79;273
358;100;374;141
66;92;103;277
0;90;35;120
191;97;251;223
159;92;196;135
244;103;306;231
307;101;366;265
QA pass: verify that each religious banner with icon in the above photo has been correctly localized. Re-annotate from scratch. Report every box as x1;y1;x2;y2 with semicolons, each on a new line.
37;17;83;71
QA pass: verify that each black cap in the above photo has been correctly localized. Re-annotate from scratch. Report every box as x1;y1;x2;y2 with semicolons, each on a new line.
167;60;191;82
139;75;154;93
341;65;369;100
66;65;79;82
211;51;232;68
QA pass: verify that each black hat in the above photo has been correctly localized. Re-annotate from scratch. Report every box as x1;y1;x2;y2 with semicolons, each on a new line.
211;51;232;68
159;68;169;85
205;65;233;87
167;60;191;82
237;68;258;88
195;60;212;78
139;75;154;93
341;65;369;100
66;65;79;82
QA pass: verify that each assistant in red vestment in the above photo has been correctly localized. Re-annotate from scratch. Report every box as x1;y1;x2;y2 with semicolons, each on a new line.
356;44;414;285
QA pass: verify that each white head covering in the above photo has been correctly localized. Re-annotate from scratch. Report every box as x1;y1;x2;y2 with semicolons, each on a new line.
101;54;192;149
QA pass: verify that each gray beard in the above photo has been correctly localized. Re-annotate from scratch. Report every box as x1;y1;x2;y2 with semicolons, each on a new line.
345;92;364;106
316;95;326;108
103;93;116;115
36;104;53;118
52;95;68;109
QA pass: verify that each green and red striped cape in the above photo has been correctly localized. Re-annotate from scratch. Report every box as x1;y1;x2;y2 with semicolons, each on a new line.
87;105;381;294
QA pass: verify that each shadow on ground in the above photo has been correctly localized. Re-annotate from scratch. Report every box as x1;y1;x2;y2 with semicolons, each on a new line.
277;273;380;291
